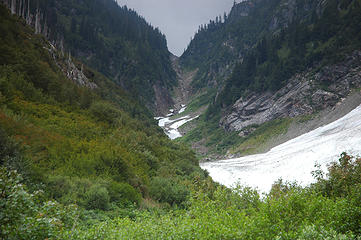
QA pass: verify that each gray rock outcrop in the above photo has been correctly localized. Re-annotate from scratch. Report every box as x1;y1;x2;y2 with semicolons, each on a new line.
220;51;361;132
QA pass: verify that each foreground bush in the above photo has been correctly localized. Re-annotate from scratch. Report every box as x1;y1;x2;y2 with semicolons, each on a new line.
0;167;78;240
149;177;189;206
2;152;360;239
65;153;361;239
65;185;359;240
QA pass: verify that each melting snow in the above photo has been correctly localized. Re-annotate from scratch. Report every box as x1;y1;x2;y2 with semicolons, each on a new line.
156;106;198;140
179;106;187;114
200;104;361;193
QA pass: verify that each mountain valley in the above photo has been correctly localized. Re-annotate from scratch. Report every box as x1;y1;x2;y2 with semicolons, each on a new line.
1;0;361;239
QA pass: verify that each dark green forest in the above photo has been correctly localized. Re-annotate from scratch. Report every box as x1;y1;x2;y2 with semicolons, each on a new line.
20;0;176;108
217;0;361;108
181;0;361;109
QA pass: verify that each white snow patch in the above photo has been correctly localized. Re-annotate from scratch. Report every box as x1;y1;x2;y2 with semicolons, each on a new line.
158;117;171;127
167;129;182;140
166;115;199;140
179;106;187;114
156;106;198;140
200;104;361;193
169;116;192;129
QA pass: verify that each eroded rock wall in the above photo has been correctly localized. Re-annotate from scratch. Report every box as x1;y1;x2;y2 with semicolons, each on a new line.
221;51;361;131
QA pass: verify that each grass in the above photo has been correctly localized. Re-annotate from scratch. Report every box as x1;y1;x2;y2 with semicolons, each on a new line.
184;89;216;115
179;114;293;158
230;118;292;156
178;114;243;157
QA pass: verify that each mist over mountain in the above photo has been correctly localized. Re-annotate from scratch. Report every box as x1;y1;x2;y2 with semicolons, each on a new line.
117;0;239;56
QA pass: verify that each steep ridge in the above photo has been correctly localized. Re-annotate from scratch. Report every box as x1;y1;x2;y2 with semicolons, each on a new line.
0;0;176;113
178;0;361;158
181;0;321;91
0;3;204;212
170;55;197;109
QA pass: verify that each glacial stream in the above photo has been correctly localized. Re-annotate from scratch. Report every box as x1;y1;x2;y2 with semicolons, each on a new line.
200;104;361;193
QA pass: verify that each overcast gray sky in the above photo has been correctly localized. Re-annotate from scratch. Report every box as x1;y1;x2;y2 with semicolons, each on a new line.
116;0;239;56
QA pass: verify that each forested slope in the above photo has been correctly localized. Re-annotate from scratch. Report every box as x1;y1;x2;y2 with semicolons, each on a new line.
1;0;176;112
216;0;361;108
0;3;204;219
179;0;361;156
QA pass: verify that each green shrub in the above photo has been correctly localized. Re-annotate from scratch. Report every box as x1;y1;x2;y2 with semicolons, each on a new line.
326;153;361;197
310;153;361;235
89;101;121;124
149;177;189;206
0;167;78;240
47;175;72;200
0;128;30;177
85;184;110;210
297;225;356;240
312;153;361;198
108;181;141;206
0;128;17;165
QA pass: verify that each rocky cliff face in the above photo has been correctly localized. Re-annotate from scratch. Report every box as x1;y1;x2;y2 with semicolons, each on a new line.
153;82;174;115
221;51;361;132
268;0;326;30
1;0;98;89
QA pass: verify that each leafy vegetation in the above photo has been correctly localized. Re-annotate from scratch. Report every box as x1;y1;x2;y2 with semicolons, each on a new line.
0;3;204;216
0;167;79;240
2;153;360;239
64;153;361;239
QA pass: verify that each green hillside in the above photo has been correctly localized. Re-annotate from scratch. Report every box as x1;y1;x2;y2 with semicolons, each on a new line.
181;0;361;102
0;3;204;216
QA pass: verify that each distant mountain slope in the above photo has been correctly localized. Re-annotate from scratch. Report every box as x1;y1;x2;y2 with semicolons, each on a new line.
179;0;361;157
1;0;176;113
216;0;361;108
0;4;204;209
181;0;361;99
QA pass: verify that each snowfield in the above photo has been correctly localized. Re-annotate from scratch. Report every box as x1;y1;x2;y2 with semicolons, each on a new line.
200;104;361;193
